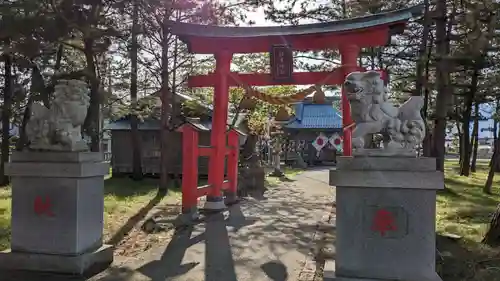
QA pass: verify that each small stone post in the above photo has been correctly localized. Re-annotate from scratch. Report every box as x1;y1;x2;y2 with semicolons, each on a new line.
326;153;444;281
0;152;113;275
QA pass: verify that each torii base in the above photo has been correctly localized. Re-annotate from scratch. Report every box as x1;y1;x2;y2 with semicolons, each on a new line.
202;196;227;212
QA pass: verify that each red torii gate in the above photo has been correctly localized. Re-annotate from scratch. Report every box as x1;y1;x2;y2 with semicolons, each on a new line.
169;6;422;212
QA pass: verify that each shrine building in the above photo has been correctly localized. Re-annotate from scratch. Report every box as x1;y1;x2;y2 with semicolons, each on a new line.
283;96;343;166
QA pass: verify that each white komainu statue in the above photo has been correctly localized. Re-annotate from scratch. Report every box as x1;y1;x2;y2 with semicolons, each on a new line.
344;71;425;151
26;80;91;151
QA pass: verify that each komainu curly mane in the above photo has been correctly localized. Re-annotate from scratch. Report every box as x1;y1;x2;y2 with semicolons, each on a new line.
344;71;425;150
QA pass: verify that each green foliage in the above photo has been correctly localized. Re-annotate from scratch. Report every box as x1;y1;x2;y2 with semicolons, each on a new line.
241;85;298;135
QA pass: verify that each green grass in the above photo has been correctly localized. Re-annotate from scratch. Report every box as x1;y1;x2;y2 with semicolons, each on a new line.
265;167;304;186
437;160;499;242
101;177;181;242
437;160;500;281
0;187;10;251
0;175;181;251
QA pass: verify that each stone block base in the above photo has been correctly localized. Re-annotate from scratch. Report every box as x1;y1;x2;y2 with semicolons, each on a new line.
324;260;442;281
202;196;226;211
0;245;113;275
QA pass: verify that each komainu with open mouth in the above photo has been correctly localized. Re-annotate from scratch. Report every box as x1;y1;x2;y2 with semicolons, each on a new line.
344;71;425;151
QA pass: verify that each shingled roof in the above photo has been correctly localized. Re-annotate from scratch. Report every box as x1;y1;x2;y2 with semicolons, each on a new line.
284;102;342;130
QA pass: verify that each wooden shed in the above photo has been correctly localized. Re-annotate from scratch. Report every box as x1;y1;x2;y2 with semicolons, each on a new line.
105;113;248;176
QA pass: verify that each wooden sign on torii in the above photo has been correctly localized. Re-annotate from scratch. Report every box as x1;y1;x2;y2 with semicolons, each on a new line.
168;5;423;213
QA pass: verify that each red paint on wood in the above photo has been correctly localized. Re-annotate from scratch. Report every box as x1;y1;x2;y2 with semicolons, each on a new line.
198;146;212;156
189;68;363;88
33;196;54;217
181;125;199;212
340;45;360;156
207;52;233;199
221;180;231;190
197;184;212;198
184;27;394;54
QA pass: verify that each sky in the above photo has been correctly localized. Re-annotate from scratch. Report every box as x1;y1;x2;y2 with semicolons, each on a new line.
245;7;274;26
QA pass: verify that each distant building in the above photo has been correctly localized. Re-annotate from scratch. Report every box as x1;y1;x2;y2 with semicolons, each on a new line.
282;97;343;165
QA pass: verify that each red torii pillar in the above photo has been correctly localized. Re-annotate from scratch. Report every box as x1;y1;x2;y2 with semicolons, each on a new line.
340;45;360;156
205;51;233;210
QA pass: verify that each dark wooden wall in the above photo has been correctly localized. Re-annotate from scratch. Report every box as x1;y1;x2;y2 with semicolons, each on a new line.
111;130;212;175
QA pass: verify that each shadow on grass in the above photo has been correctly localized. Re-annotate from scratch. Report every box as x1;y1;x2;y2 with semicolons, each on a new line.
437;187;465;199
442;178;499;207
436;234;500;281
447;208;497;225
104;176;181;246
104;177;161;198
106;189;166;246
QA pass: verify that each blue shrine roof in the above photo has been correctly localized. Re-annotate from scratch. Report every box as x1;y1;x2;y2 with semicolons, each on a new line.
284;103;342;129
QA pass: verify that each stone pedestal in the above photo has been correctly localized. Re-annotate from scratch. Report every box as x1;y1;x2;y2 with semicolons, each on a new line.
0;151;113;275
326;154;444;281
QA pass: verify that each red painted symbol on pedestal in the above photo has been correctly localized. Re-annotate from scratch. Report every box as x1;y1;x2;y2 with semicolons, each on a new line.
371;209;397;236
34;196;55;217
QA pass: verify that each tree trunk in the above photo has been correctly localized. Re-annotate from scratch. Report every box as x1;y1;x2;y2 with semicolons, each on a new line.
159;12;173;194
414;0;430;98
483;139;498;194
422;31;434;157
495;98;500;172
432;0;451;172
456;121;463;168
83;38;101;152
460;93;474;176
471;103;480;173
16;97;33;151
482;203;500;246
130;0;143;181
0;54;12;186
460;106;471;176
